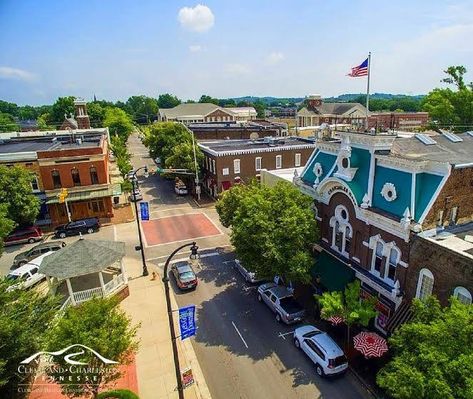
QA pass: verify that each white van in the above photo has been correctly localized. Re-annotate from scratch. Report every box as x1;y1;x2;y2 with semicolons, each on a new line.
6;251;52;291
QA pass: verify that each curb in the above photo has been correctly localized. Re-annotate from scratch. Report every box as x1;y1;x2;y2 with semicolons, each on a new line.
348;366;379;399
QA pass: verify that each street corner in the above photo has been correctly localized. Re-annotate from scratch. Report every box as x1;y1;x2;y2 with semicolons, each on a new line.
141;213;222;247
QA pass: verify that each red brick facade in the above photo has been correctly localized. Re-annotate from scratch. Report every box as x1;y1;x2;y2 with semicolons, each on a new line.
368;112;429;131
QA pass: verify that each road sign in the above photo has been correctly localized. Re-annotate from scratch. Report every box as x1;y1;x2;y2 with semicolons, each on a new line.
140;202;149;221
178;305;196;340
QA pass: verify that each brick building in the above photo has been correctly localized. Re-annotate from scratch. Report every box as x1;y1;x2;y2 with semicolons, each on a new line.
0;128;124;227
294;130;473;334
188;120;288;141
60;98;91;130
199;137;316;198
368;112;429;131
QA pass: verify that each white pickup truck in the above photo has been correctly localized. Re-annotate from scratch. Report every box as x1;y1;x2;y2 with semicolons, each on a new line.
257;282;305;324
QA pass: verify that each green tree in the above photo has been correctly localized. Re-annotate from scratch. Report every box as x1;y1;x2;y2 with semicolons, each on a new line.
0;204;15;255
377;297;473;399
37;113;54;130
144;122;203;174
0;113;19;132
0;165;40;225
110;135;132;178
46;297;139;399
0;100;18;116
317;280;377;350
157;93;181;108
0;279;59;397
253;101;265;118
199;94;219;105
50;96;76;126
422;66;473;131
126;95;158;123
88;102;106;128
216;181;318;283
103;107;134;141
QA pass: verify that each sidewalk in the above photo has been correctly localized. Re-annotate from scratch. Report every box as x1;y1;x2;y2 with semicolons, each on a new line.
120;256;211;399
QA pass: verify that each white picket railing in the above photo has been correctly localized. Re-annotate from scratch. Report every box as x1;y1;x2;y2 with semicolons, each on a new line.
104;274;125;295
73;287;103;304
58;296;72;312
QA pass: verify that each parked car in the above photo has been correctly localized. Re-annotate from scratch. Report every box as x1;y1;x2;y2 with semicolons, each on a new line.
129;188;143;201
175;178;188;195
54;218;100;238
12;241;66;268
257;282;305;324
4;226;43;246
293;325;348;377
6;252;52;291
234;259;262;283
171;261;198;290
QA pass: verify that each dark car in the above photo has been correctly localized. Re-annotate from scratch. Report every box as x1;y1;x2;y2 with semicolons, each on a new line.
54;218;100;238
171;261;198;290
13;241;66;268
4;226;43;246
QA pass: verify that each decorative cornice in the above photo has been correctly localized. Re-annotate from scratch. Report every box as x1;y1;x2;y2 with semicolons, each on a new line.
376;155;450;175
199;143;316;157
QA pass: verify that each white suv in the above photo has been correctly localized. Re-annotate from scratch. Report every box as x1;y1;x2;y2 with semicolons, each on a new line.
294;325;348;377
6;252;51;291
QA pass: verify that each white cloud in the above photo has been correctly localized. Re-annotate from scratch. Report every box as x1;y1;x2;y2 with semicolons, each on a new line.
0;66;37;82
224;63;251;75
178;4;215;32
189;45;202;52
266;51;285;65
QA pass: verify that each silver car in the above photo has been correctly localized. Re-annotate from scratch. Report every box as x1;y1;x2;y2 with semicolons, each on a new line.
294;325;348;377
257;282;305;324
234;259;262;283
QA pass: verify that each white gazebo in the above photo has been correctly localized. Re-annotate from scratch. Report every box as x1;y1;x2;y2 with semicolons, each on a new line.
39;237;127;310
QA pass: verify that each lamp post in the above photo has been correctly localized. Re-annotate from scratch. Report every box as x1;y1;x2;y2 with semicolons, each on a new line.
162;241;199;399
129;166;149;276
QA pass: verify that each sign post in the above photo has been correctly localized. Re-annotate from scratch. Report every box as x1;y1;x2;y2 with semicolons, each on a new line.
139;202;149;221
178;305;196;340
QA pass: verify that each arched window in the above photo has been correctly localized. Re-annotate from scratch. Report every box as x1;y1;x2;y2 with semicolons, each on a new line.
90;166;99;184
330;205;352;258
373;242;384;276
344;226;352;254
416;268;434;300
71;168;81;186
386;247;399;282
51;170;61;189
453;286;472;305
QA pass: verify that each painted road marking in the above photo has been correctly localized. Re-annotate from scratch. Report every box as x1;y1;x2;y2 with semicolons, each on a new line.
232;321;248;349
150;207;191;213
278;331;294;340
242;285;257;292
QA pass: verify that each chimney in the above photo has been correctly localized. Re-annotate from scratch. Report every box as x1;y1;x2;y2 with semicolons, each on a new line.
74;98;91;129
307;94;322;110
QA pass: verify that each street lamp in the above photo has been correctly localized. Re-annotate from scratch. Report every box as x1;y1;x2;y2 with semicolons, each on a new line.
129;166;149;276
162;241;199;399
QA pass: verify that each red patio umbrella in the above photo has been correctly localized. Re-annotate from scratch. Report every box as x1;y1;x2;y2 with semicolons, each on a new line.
327;315;345;325
353;331;388;358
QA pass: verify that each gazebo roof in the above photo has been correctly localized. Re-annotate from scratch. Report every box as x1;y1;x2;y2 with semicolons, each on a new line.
39;238;126;279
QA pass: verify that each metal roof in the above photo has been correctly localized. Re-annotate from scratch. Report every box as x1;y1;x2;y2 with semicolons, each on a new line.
39;238;126;279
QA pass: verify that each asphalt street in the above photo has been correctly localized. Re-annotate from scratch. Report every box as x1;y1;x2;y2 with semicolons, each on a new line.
170;253;374;399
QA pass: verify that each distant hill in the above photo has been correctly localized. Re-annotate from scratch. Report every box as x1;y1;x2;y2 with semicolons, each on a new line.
229;96;304;106
324;93;425;102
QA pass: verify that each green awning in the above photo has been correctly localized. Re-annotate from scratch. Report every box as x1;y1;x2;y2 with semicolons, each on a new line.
311;250;355;292
46;184;121;204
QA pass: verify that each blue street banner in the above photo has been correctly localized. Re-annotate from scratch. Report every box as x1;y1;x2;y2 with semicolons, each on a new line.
140;202;149;221
179;305;196;340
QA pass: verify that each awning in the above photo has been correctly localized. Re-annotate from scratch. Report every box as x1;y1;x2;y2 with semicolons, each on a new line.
46;184;121;204
311;250;356;292
221;181;232;191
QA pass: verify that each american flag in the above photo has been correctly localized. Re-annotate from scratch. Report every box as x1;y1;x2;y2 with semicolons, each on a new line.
348;58;369;77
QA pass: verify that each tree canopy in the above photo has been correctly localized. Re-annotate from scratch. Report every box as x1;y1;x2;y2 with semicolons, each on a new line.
103;107;134;140
0;165;40;226
199;94;219;105
46;297;139;399
422;65;473;131
50;96;76;126
0;112;19;132
0;204;15;256
377;297;473;399
0;279;59;397
157;93;181;108
143;122;203;174
216;181;318;283
125;95;158;123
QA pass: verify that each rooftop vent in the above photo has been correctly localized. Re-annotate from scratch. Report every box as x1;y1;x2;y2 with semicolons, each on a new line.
415;133;437;145
442;131;463;143
467;131;473;138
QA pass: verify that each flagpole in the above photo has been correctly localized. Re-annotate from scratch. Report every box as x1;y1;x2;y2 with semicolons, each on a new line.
365;52;371;131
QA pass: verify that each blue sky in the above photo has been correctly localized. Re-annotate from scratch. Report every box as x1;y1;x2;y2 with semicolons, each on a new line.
1;0;472;105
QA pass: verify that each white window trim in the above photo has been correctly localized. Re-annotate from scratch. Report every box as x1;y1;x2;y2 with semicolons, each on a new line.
295;153;301;167
453;286;472;304
234;159;241;174
275;155;282;169
415;268;434;300
222;168;229;176
368;236;400;286
31;174;40;193
329;205;352;258
255;157;262;172
212;159;216;174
